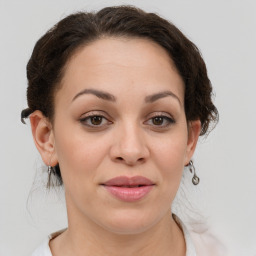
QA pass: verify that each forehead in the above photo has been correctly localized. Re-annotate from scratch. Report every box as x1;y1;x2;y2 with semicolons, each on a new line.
65;37;178;76
57;37;184;103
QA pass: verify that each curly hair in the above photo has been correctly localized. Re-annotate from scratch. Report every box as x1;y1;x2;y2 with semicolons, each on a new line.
21;5;218;184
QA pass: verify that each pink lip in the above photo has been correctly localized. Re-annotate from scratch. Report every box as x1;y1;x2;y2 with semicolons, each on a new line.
102;176;155;202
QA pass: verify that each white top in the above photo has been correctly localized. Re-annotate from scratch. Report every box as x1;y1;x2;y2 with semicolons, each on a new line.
32;216;197;256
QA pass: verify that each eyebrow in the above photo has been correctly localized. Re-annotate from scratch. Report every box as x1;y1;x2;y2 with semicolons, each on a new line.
72;88;181;105
72;89;116;102
145;91;181;105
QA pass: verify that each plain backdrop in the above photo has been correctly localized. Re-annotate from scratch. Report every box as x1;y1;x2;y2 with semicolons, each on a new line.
0;0;255;255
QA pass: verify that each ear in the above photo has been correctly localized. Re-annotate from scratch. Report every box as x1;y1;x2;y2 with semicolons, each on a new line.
184;120;201;165
29;110;58;167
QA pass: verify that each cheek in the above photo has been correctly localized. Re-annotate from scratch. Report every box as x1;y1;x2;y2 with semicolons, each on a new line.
53;125;110;185
150;130;188;190
153;133;188;169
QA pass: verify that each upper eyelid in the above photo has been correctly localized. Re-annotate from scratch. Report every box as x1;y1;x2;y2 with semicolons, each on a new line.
145;111;174;119
80;110;110;118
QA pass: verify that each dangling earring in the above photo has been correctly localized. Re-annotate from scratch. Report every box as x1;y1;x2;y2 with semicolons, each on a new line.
47;165;54;188
47;153;55;188
48;165;53;175
48;154;54;176
47;147;58;187
187;160;200;185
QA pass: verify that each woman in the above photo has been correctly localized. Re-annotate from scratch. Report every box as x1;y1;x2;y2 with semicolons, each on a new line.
21;5;219;256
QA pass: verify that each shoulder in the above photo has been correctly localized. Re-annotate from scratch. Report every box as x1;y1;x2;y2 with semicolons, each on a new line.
31;229;66;256
190;230;227;256
185;220;227;256
31;238;52;256
174;214;227;256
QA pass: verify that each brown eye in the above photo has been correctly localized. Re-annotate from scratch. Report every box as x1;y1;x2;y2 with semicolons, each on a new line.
90;116;103;125
152;117;164;125
144;114;175;128
80;114;111;127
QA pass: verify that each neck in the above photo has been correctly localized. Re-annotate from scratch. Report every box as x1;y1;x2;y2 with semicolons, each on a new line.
50;203;186;256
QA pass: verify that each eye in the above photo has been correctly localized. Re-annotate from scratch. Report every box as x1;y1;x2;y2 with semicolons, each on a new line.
80;114;111;127
152;116;165;125
145;113;175;128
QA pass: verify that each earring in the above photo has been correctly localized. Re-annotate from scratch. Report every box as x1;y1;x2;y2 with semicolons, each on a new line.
47;152;56;188
47;165;54;188
187;160;200;185
48;165;53;175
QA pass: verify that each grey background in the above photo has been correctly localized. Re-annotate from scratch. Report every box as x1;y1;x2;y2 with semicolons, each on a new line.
0;0;255;255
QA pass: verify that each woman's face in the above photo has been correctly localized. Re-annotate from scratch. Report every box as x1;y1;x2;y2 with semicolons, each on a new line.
49;37;200;234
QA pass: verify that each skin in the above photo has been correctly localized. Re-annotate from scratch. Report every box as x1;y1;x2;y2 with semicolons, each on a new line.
30;37;201;256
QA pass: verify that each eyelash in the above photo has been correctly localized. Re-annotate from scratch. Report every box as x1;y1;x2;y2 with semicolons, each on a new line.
144;113;175;128
79;112;175;129
79;112;112;128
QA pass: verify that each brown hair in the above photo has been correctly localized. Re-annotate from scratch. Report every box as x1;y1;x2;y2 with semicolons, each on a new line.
21;5;218;184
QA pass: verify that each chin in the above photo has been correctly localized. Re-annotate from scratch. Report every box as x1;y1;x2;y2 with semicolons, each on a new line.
97;209;162;235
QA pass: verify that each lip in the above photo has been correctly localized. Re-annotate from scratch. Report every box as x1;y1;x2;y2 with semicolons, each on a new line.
101;176;155;202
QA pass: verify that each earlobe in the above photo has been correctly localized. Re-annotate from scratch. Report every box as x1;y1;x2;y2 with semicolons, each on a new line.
29;110;58;166
185;120;201;165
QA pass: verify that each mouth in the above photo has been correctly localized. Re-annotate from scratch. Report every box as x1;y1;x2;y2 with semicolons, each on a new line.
101;176;155;202
109;185;146;187
102;175;155;186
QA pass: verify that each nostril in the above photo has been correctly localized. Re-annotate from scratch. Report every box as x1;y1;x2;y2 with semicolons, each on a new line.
113;156;146;165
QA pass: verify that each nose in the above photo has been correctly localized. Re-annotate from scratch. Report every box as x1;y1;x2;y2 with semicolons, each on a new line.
109;123;149;166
